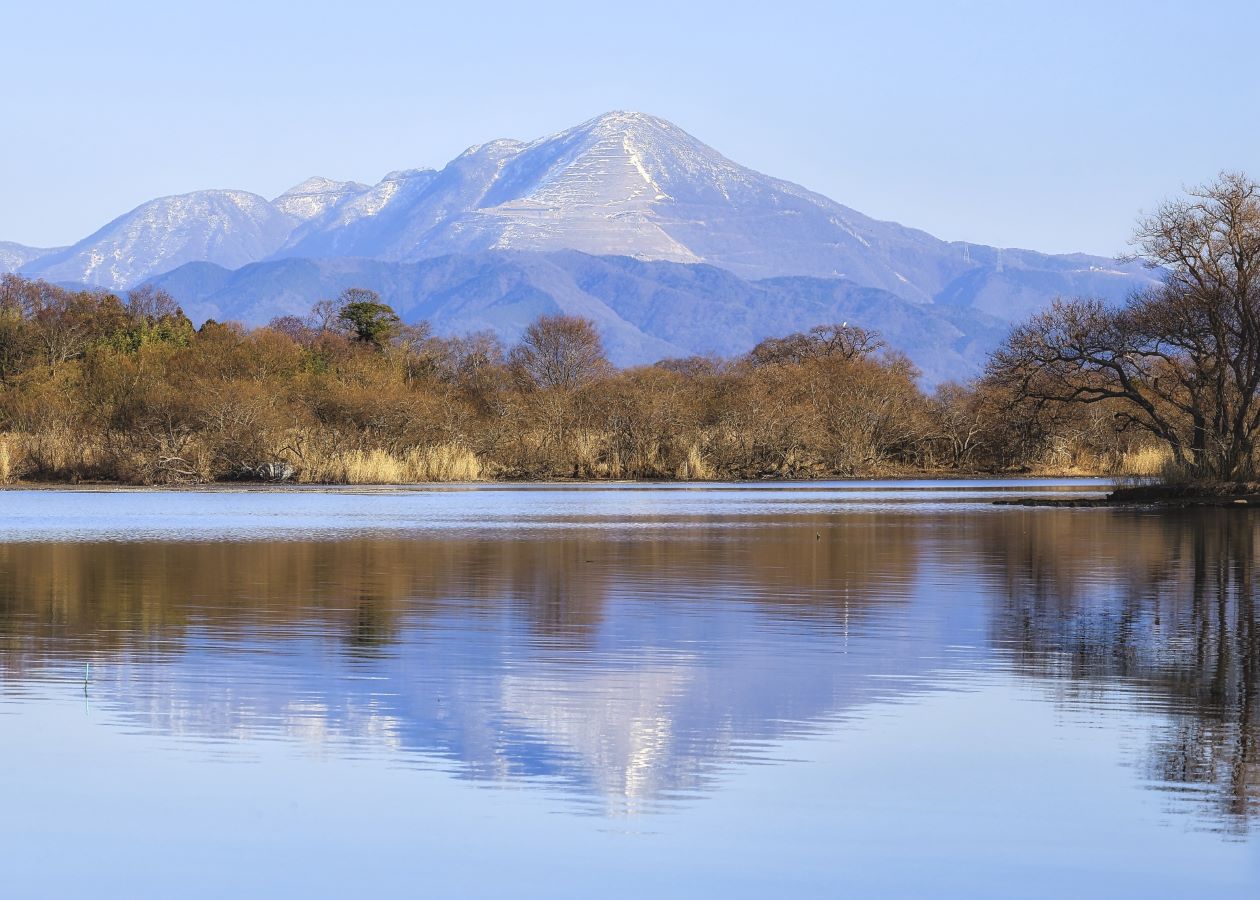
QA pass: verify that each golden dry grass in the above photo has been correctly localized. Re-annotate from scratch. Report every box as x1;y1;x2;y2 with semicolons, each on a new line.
299;444;482;484
1115;444;1174;477
675;443;715;480
23;428;99;477
411;444;483;481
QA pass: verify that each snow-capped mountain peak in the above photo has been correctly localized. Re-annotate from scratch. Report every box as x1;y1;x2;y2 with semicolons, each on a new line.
21;189;297;289
5;111;1157;327
273;177;369;221
456;138;527;160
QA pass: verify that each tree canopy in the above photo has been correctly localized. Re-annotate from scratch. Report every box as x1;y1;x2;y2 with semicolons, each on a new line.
335;288;400;347
509;314;608;390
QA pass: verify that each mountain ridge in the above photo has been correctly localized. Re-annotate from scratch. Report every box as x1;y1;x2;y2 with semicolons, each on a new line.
21;189;297;288
0;240;62;272
6;110;1154;298
144;250;1010;386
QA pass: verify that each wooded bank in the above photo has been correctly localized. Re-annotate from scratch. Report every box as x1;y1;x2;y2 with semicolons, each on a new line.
0;275;1160;485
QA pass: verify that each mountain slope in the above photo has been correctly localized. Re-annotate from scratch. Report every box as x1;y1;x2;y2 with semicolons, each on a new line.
0;241;60;273
22;190;298;289
146;251;1008;385
275;111;1157;306
272;177;370;221
4;110;1158;343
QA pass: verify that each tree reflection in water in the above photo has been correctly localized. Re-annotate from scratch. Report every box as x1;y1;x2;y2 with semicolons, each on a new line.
983;510;1258;832
0;518;936;815
1;508;1257;830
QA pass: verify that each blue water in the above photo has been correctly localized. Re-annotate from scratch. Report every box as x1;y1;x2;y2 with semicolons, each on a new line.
0;481;1256;898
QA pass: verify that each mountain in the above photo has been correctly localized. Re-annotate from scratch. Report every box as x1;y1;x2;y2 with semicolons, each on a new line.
272;177;370;221
146;251;1009;385
21;190;298;289
8;112;1156;300
275;111;1155;309
4;110;1160;379
277;167;441;258
0;241;60;273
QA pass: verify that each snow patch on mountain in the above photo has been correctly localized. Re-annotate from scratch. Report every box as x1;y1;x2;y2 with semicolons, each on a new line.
2;110;1159;324
23;190;298;289
271;111;1154;305
0;241;61;273
273;177;369;221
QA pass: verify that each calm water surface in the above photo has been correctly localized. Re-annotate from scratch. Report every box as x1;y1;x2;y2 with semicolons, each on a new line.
1;480;1257;898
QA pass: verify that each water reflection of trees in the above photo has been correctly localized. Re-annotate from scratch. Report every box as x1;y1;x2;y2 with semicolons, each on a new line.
981;510;1259;831
0;518;935;812
16;510;1255;822
0;514;925;666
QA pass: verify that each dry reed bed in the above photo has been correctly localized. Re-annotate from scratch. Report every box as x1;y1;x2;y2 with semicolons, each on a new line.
0;430;1172;486
297;444;482;484
0;433;486;485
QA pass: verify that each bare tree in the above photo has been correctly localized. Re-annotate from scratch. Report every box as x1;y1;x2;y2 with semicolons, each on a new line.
805;323;885;360
931;381;989;469
124;285;182;324
267;315;314;343
747;323;884;368
510;314;608;390
306;298;340;333
989;172;1260;481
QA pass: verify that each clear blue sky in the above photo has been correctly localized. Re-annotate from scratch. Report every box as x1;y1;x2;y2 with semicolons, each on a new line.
4;0;1256;255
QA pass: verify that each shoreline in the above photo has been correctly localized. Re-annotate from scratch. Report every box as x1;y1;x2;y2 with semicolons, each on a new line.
0;474;1113;492
995;482;1260;509
6;477;1252;510
994;497;1255;508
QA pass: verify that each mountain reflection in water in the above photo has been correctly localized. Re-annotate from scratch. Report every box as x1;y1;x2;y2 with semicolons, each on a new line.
1;500;1256;833
1;516;946;815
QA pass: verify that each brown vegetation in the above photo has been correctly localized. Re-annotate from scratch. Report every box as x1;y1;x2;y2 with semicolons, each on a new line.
990;172;1260;482
0;278;1159;485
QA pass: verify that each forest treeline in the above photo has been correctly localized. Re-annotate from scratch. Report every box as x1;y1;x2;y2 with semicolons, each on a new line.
0;274;1162;485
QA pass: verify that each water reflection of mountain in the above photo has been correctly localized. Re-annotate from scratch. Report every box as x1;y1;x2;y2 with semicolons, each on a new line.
5;509;1255;827
977;510;1259;832
0;517;985;814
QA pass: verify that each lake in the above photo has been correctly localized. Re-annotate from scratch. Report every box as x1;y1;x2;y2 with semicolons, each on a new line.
1;481;1257;898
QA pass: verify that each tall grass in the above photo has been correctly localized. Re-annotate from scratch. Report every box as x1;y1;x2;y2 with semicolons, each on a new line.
411;444;483;481
675;443;715;480
1115;444;1174;478
299;444;483;484
0;430;99;482
0;435;11;483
